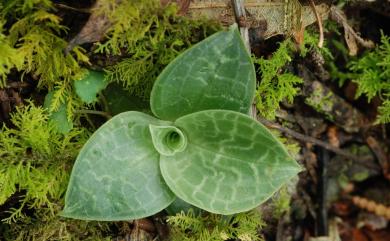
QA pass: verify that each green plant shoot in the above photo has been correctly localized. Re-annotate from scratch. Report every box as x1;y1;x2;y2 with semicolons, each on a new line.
62;25;301;221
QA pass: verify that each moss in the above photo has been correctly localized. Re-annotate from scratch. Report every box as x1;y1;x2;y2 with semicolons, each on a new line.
0;102;118;240
0;102;89;221
300;26;334;60
271;187;292;219
0;21;23;86
349;33;390;123
167;209;265;241
3;1;88;109
253;39;303;120
100;1;221;99
1;0;219;119
1;207;112;241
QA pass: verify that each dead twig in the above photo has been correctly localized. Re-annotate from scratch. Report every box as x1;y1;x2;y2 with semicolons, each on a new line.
10;90;23;107
308;0;324;48
231;0;257;119
366;136;390;180
317;148;329;236
54;3;91;13
66;0;118;53
330;5;375;54
5;82;30;89
231;0;251;53
75;110;112;119
257;117;373;162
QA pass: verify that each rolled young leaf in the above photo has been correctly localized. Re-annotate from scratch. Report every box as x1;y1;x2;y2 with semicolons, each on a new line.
150;24;256;120
149;125;187;156
62;111;175;221
160;110;301;214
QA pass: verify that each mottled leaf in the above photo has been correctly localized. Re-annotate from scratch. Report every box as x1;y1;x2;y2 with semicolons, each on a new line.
74;70;107;104
44;92;73;134
62;112;175;221
160;110;301;214
150;24;256;120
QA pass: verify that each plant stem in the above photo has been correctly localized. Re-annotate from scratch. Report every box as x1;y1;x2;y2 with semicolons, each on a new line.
75;110;112;119
309;0;324;48
232;0;257;119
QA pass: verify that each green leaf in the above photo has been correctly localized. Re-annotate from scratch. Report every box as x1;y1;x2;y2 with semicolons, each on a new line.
149;125;187;156
103;83;149;115
150;24;256;120
74;70;107;104
160;110;301;214
165;198;202;216
44;92;73;134
62;111;175;221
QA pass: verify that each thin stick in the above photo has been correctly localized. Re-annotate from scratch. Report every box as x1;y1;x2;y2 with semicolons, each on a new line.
258;117;373;162
309;0;324;48
189;2;284;9
232;0;257;119
75;110;112;119
54;3;91;13
6;82;30;89
330;6;375;49
231;0;251;51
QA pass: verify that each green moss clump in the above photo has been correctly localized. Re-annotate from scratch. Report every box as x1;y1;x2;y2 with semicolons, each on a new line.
99;0;221;99
1;1;90;123
300;27;334;60
0;102;116;240
0;102;89;222
271;186;292;219
253;40;302;120
1;207;112;241
0;21;23;86
349;33;390;123
167;209;265;241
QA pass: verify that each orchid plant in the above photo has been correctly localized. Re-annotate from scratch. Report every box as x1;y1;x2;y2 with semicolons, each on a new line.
62;25;301;221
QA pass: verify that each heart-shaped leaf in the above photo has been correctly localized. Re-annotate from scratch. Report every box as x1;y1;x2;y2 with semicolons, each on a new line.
160;110;301;214
150;24;256;120
62;111;175;221
74;70;107;104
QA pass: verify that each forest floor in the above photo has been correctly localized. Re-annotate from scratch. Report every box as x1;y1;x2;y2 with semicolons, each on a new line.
0;0;389;241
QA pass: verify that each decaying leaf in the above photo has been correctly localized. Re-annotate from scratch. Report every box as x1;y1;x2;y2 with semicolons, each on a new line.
66;0;118;52
68;0;330;50
184;0;330;39
330;5;375;56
